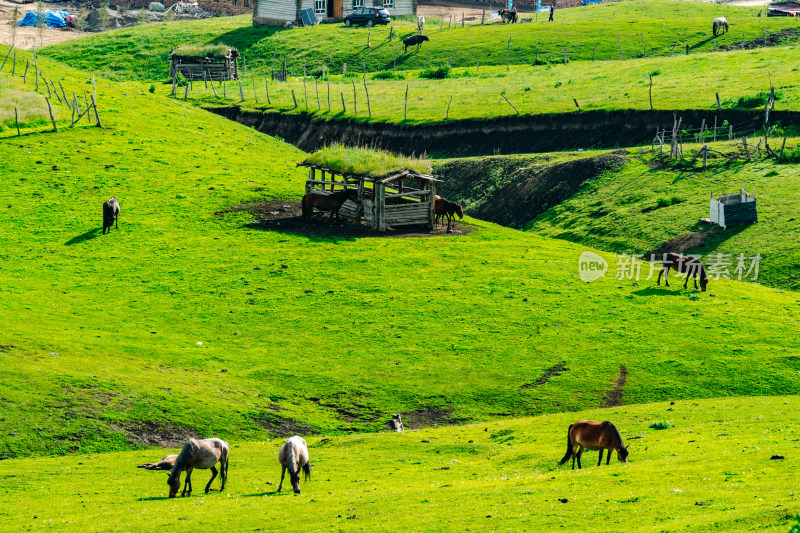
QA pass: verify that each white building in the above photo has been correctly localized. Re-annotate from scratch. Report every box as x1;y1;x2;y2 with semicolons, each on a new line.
253;0;416;26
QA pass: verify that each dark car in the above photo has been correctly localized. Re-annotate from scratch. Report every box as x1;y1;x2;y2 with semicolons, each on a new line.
344;7;391;27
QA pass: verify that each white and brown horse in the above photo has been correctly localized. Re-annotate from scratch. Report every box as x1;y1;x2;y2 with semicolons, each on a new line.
278;435;311;494
713;17;729;37
167;438;229;498
559;420;629;470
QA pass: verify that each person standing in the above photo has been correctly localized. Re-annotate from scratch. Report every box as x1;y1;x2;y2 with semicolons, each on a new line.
549;3;555;21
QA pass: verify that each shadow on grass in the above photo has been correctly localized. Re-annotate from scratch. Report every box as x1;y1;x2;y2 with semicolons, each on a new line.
632;286;691;297
65;228;102;246
137;496;171;501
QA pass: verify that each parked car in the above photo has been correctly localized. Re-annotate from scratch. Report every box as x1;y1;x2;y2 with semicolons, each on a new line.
344;7;391;27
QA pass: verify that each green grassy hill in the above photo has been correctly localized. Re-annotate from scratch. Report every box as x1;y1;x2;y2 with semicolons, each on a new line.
526;149;800;291
1;45;799;464
1;396;798;531
40;1;798;82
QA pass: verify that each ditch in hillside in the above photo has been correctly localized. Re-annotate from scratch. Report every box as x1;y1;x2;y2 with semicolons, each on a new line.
207;106;800;157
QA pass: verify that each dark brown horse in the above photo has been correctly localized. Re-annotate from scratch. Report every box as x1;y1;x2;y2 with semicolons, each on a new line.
434;194;464;232
559;420;629;470
403;34;429;53
301;189;358;224
655;252;709;292
102;197;120;235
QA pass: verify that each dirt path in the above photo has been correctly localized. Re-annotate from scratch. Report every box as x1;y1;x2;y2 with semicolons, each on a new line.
602;365;627;408
0;0;91;49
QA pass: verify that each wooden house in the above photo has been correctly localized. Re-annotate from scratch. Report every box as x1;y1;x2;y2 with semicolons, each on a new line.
709;189;757;229
168;47;240;81
253;0;416;26
300;163;437;231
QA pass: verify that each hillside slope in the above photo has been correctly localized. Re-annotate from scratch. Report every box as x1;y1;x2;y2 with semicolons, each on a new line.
39;1;798;81
1;46;799;460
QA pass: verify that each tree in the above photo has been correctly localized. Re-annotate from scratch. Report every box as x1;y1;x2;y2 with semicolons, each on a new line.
10;7;19;47
36;0;45;47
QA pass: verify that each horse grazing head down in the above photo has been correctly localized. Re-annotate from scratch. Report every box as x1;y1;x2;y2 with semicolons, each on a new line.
453;202;464;219
617;443;630;463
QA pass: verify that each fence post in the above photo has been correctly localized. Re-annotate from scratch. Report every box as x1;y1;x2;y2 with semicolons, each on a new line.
446;95;452;120
618;32;622;60
363;78;371;117
45;97;56;132
292;89;298;108
404;83;408;120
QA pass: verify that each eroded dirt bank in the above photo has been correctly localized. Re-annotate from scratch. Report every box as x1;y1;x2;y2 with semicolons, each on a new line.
207;106;800;157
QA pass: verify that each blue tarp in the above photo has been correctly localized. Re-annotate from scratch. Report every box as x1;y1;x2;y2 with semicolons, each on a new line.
18;11;70;28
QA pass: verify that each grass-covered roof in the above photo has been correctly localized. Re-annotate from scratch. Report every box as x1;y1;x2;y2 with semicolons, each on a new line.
302;144;432;178
170;43;236;60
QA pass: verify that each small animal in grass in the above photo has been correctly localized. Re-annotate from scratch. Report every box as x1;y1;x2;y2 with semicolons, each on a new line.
434;194;464;232
654;252;709;292
137;454;178;471
712;17;729;37
102;196;120;235
167;438;229;498
403;34;429;53
301;189;358;225
278;435;311;494
559;420;629;470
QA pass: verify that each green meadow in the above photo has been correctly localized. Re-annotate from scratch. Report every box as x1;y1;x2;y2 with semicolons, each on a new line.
0;1;799;529
1;397;798;531
41;1;798;81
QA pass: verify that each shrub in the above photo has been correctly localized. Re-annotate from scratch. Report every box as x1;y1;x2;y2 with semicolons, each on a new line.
419;66;450;80
148;84;156;93
780;147;800;163
724;90;782;110
649;421;672;430
372;71;405;80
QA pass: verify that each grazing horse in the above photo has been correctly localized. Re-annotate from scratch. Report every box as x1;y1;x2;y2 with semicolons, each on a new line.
498;8;518;23
137;454;178;471
713;17;729;37
167;438;229;498
559;420;629;470
301;188;358;224
278;435;311;494
102;197;120;235
403;34;429;53
655;252;709;292
434;194;464;232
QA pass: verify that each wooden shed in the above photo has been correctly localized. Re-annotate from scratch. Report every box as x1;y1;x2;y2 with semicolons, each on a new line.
709;189;757;229
168;47;240;81
300;163;437;231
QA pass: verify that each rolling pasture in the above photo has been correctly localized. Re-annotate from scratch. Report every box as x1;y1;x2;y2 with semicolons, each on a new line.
41;1;798;81
1;397;799;531
0;1;799;530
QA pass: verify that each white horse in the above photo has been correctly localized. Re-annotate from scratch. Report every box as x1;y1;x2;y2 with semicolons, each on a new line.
417;15;425;34
713;17;729;37
278;435;311;494
167;438;229;498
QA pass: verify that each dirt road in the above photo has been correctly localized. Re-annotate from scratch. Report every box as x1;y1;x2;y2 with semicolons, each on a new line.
0;0;90;49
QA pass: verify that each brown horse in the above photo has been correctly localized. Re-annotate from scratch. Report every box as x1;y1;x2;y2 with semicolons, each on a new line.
434;194;464;232
302;189;358;224
167;438;229;498
102;197;120;235
278;435;311;494
559;420;629;470
137;454;178;471
655;252;709;292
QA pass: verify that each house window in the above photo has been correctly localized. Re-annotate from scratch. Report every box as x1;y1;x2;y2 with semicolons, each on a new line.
233;0;237;5
352;0;363;8
315;0;326;14
383;0;393;7
244;0;249;6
